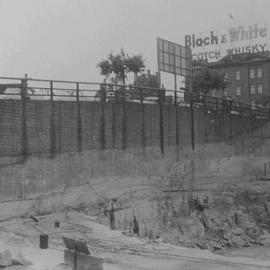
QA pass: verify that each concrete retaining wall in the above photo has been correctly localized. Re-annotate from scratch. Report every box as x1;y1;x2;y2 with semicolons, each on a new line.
0;99;269;201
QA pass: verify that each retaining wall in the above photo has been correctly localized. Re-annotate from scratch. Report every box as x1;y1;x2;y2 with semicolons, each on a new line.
0;100;267;156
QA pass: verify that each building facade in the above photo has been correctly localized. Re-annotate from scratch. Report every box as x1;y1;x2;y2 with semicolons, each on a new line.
193;52;270;108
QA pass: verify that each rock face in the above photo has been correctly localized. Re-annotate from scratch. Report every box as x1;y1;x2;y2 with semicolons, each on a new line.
0;249;12;267
154;183;270;250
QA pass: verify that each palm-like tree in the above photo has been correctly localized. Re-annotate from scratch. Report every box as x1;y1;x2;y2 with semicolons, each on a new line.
97;50;145;85
97;60;112;81
125;55;145;82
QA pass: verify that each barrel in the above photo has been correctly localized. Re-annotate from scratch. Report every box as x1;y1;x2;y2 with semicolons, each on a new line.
40;234;48;249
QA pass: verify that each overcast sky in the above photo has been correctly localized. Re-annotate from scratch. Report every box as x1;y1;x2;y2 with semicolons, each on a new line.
0;0;269;84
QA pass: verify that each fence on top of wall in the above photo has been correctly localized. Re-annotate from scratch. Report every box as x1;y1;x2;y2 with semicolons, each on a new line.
0;75;268;161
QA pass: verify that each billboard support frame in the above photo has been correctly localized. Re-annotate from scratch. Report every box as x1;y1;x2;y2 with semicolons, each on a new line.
157;37;194;152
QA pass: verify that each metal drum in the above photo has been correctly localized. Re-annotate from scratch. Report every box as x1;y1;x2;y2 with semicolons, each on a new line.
40;234;49;249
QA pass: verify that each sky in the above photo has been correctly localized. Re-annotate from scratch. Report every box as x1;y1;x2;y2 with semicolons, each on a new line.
0;0;269;87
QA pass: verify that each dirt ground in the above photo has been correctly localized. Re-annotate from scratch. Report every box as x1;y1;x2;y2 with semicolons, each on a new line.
1;152;270;269
1;211;270;270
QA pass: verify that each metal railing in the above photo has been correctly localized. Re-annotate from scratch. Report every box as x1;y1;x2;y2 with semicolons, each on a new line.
0;76;268;117
0;75;269;159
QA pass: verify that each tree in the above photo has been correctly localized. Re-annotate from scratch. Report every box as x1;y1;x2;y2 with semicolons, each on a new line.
134;72;159;89
192;67;228;95
125;55;145;81
108;49;126;84
97;49;145;85
133;72;159;98
98;60;111;78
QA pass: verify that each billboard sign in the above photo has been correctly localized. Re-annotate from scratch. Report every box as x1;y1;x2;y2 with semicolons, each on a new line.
157;37;192;77
185;23;268;62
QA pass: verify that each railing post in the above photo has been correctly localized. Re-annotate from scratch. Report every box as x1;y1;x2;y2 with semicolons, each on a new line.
76;82;82;152
222;98;226;141
215;98;220;140
108;83;116;148
112;101;116;149
249;102;253;134
140;87;146;150
174;75;179;160
239;102;242;116
50;81;56;157
159;88;164;154
202;94;208;143
100;83;106;103
229;100;232;141
50;81;53;101
189;92;195;150
21;75;28;157
99;83;106;150
121;86;127;150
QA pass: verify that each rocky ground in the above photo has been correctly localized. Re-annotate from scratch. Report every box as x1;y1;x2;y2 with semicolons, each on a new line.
150;177;270;251
92;156;270;252
149;181;270;250
1;154;270;269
